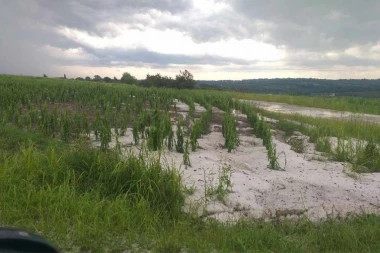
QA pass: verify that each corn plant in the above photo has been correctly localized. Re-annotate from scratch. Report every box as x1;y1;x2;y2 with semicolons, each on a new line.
100;121;112;151
60;111;71;142
240;102;280;170
183;139;191;166
222;112;239;152
162;114;174;149
176;119;184;153
114;130;122;154
147;125;163;151
267;141;280;170
132;120;139;145
187;98;195;118
82;115;90;137
190;122;200;151
200;105;212;135
168;127;174;151
93;112;101;141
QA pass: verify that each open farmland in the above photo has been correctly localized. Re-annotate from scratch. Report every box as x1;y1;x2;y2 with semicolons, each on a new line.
1;75;380;252
242;99;380;124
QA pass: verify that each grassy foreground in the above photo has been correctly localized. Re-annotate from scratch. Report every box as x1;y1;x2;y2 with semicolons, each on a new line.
0;125;380;252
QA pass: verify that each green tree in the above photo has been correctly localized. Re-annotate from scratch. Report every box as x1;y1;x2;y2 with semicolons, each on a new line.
121;72;138;84
175;70;196;89
85;76;91;81
103;76;112;83
93;75;102;82
143;73;174;88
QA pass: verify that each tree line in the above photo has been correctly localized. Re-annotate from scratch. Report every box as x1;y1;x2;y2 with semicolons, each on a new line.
66;70;197;89
198;78;380;97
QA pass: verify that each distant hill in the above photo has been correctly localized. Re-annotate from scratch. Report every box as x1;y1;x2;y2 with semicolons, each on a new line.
197;78;380;97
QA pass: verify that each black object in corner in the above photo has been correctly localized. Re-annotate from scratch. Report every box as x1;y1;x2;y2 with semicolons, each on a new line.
0;228;59;253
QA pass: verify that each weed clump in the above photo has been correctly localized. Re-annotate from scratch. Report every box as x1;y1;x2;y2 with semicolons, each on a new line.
315;137;332;153
206;166;232;203
287;136;306;153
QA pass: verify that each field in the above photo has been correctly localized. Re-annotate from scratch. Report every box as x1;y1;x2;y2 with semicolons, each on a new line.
233;92;380;115
1;75;380;252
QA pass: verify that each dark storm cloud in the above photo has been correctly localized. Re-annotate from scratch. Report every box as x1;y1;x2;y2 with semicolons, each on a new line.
0;1;52;75
33;0;191;36
0;1;90;75
230;0;380;51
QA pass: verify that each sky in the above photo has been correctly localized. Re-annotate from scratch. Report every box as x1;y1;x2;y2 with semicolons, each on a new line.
1;0;380;80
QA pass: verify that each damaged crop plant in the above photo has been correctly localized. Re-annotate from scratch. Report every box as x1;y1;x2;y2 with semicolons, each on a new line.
0;75;379;252
240;102;280;169
222;111;239;152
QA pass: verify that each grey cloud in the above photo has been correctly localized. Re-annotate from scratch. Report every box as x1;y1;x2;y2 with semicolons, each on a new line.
0;1;88;76
230;0;380;51
156;8;259;43
162;0;379;52
288;54;380;69
32;0;191;36
0;2;52;75
80;46;254;67
0;0;253;75
1;0;380;78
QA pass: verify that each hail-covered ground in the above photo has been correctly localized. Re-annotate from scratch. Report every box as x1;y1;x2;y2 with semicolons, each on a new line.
92;100;380;222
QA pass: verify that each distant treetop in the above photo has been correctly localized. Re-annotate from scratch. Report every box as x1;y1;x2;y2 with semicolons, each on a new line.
120;72;138;84
74;70;197;89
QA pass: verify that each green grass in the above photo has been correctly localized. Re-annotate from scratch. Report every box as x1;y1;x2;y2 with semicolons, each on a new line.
0;126;379;252
276;119;310;137
2;143;380;252
253;108;380;144
156;215;380;253
0;123;62;155
0;143;184;252
233;91;380;115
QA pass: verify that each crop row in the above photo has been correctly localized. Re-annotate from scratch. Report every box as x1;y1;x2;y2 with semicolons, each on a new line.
0;75;279;169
